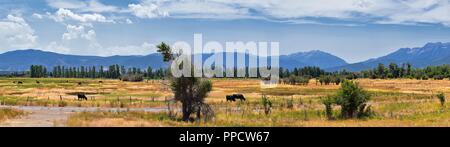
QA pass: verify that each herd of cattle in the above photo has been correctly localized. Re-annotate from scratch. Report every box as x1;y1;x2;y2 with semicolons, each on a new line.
11;80;246;102
12;80;103;85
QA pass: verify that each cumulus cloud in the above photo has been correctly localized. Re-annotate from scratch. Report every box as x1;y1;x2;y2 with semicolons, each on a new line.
62;24;96;41
0;15;38;50
51;23;154;56
52;8;114;23
128;0;169;18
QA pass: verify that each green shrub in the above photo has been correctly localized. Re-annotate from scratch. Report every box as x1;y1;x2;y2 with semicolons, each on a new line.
336;80;372;119
325;80;373;119
437;93;446;107
322;96;335;120
286;98;294;109
261;95;272;115
58;100;68;107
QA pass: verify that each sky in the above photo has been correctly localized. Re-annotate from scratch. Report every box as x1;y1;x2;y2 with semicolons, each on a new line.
1;0;450;63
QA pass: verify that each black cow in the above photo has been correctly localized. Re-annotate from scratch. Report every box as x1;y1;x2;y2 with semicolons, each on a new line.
98;81;103;83
233;94;246;101
17;81;23;84
226;94;246;102
77;82;82;86
226;95;236;102
77;93;88;101
36;81;40;84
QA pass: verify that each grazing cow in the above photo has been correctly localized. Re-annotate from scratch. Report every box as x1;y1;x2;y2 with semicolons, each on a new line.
226;94;246;102
98;81;103;83
36;81;40;84
233;94;246;101
77;82;82;85
17;81;23;84
226;95;236;102
77;93;88;101
13;81;16;84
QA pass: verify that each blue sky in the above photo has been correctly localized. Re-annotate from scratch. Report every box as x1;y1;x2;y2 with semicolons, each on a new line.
1;0;450;63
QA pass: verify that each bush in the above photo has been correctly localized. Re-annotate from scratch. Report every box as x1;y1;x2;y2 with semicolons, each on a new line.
121;74;144;82
261;95;272;115
322;96;335;120
336;81;372;118
286;97;294;109
437;93;446;107
327;80;373;119
58;100;67;107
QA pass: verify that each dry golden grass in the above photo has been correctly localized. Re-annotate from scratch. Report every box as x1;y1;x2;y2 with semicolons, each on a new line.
0;108;25;122
2;77;450;126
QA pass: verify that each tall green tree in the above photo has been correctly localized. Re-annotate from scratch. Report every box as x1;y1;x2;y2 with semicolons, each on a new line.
157;42;214;121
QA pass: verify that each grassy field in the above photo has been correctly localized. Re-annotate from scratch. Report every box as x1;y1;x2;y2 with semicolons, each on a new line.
1;77;449;126
0;108;25;122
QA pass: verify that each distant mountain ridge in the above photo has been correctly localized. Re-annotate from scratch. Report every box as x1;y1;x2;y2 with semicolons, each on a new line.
327;42;450;71
0;49;348;71
0;49;166;71
280;50;348;69
3;42;449;72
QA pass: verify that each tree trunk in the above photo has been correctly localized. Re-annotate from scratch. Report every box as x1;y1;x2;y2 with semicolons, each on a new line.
182;101;191;121
196;105;201;120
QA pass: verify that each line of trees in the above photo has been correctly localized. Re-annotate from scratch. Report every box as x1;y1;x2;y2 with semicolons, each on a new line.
360;63;450;80
21;62;450;81
30;65;47;78
29;65;168;79
281;63;450;82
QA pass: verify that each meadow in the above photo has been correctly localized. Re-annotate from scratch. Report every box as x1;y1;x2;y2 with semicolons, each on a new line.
0;77;449;127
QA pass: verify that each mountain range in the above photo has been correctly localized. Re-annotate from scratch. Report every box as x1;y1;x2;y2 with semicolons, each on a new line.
328;42;450;71
0;42;449;72
0;49;347;71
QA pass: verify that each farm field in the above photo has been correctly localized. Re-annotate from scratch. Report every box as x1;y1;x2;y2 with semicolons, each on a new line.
0;77;449;127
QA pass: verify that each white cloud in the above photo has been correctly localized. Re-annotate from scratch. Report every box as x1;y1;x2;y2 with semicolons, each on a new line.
128;0;253;19
54;22;154;56
47;0;119;13
52;8;114;23
44;41;71;54
62;24;96;41
128;1;169;18
56;24;102;55
125;18;133;24
32;13;44;19
0;15;38;50
125;0;450;27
